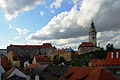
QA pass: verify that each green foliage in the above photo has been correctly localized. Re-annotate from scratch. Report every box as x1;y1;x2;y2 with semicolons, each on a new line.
66;49;108;67
8;59;12;66
53;55;67;65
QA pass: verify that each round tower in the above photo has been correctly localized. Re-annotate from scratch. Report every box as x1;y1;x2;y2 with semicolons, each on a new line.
89;21;97;46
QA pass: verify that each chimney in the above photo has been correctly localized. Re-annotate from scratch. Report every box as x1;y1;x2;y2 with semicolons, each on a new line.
116;52;119;58
111;52;114;58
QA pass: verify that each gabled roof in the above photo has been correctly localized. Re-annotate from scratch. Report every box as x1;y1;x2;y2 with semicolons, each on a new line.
34;56;51;62
60;67;92;80
3;66;28;79
85;67;116;80
60;67;116;80
1;57;9;68
78;42;96;48
39;65;70;80
104;50;120;65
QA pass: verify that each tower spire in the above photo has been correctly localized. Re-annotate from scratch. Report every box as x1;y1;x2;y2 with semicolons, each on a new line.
91;20;94;25
89;21;97;46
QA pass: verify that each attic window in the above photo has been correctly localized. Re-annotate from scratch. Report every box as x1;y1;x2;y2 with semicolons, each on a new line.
111;52;114;58
116;52;119;58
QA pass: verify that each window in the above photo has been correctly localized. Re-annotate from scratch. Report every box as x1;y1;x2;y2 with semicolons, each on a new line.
116;52;119;58
111;52;114;58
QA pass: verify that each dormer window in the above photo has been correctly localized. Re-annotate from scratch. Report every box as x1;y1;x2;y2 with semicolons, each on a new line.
111;52;114;58
116;52;119;58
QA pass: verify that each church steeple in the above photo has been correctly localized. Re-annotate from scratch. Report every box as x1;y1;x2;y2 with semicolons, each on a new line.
89;21;97;46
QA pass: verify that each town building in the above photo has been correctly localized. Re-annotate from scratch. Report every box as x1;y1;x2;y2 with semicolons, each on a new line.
7;51;20;67
89;49;120;74
32;56;52;65
7;43;56;58
78;21;100;55
54;48;75;61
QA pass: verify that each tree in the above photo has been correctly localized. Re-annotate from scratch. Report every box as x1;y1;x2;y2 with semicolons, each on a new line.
60;56;66;64
106;43;114;51
53;55;60;65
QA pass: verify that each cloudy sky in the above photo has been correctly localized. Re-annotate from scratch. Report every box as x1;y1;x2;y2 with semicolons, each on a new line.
0;0;120;50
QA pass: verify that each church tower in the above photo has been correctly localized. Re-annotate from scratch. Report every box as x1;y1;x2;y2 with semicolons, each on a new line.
89;21;97;46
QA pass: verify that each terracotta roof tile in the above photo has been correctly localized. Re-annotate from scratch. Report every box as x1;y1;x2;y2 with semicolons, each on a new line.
54;49;66;54
75;51;78;55
27;64;37;69
60;67;92;80
1;57;9;67
105;50;120;65
85;67;116;80
60;67;116;80
79;42;96;48
35;56;51;62
8;43;54;48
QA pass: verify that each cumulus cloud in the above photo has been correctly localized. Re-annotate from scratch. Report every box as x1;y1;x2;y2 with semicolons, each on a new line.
9;24;29;35
26;0;103;40
0;0;45;20
26;0;120;49
50;0;63;9
16;28;29;34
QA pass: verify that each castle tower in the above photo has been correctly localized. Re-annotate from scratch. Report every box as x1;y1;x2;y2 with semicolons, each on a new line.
89;21;97;46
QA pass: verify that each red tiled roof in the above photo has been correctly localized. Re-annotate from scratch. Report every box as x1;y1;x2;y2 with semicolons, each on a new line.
85;67;116;80
75;51;78;55
8;43;53;48
60;67;116;80
92;60;105;67
90;49;120;66
60;67;92;80
8;44;43;48
35;56;51;62
79;42;96;48
1;57;9;67
105;50;120;65
54;49;66;54
27;64;37;69
43;43;52;48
